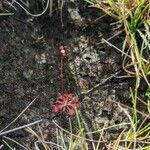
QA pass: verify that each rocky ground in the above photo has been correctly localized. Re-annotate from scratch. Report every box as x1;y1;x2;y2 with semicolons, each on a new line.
0;0;148;149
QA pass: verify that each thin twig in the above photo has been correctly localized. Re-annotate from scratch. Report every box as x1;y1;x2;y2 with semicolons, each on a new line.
105;29;124;42
94;14;107;22
137;97;149;107
0;119;42;136
0;95;39;133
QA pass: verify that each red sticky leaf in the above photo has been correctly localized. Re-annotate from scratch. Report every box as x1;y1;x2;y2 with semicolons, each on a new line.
52;93;79;116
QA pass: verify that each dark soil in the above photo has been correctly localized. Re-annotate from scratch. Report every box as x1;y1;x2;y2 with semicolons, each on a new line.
0;0;149;149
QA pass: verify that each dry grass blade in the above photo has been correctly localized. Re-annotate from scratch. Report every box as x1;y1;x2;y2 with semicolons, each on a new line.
117;103;137;150
108;99;150;119
0;145;4;149
35;140;63;149
52;120;130;144
0;95;39;133
81;70;121;95
102;38;149;64
3;136;28;150
0;119;42;136
6;0;50;17
112;129;126;150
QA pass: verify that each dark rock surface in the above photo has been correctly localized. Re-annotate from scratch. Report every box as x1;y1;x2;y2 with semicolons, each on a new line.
0;0;148;148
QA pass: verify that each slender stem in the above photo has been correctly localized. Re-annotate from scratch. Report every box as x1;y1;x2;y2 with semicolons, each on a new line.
60;56;64;94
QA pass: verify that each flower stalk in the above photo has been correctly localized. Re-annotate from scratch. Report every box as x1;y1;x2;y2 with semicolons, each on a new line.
52;45;79;116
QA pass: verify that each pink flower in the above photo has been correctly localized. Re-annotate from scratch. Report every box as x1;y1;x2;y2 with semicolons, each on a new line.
52;93;79;116
59;45;66;57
